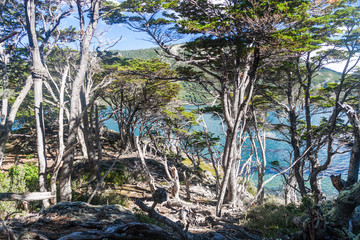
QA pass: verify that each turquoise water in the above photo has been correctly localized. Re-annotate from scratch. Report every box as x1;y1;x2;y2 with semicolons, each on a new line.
104;106;352;199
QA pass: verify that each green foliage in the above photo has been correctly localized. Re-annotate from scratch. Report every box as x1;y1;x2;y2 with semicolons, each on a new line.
245;199;303;238
100;57;181;149
134;210;166;228
102;169;127;186
8;163;39;192
299;195;315;212
0;163;39;216
115;48;161;60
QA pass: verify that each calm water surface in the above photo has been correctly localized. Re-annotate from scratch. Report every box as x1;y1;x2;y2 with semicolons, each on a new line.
105;105;352;199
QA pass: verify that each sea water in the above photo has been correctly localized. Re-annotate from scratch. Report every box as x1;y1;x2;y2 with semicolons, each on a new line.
104;105;352;199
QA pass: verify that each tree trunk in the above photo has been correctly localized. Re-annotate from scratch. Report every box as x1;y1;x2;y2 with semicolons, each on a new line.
25;0;50;208
342;104;360;185
80;88;97;175
136;137;156;193
50;66;68;205
216;126;237;216
170;166;180;200
289;109;307;196
34;77;49;208
59;0;100;201
94;101;102;176
284;171;298;205
0;76;33;167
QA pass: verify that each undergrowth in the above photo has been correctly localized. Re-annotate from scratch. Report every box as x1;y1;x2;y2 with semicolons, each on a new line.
243;197;303;238
0;163;39;218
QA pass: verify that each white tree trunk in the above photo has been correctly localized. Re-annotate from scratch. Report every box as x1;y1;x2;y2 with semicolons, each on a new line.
25;0;50;208
136;137;156;193
0;76;33;167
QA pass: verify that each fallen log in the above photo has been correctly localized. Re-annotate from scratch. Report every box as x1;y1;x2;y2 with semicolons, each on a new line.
0;192;55;201
135;199;189;239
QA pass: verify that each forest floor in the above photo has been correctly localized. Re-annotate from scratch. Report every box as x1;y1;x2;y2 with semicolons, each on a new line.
0;128;316;239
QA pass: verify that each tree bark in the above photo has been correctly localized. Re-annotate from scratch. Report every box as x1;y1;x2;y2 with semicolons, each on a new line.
136;137;156;193
59;0;100;201
0;192;55;201
50;66;69;205
170;166;180;200
341;104;360;185
25;0;50;208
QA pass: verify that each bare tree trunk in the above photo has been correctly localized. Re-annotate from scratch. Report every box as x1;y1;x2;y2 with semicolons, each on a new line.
339;104;360;185
135;137;156;193
94;101;102;168
25;0;49;208
0;47;9;127
284;171;298;205
50;66;68;205
80;88;97;175
0;76;33;167
78;127;88;160
162;152;180;200
33;76;49;207
170;166;180;200
250;109;267;204
59;0;100;201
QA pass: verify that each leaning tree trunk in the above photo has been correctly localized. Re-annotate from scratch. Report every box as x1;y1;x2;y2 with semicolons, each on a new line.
0;76;33;167
135;137;156;193
342;104;360;185
25;0;50;208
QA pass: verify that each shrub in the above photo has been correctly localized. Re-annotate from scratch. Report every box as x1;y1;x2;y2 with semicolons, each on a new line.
244;198;303;238
0;163;39;218
103;169;127;186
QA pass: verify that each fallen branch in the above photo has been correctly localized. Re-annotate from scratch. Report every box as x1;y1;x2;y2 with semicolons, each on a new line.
0;192;55;201
135;199;189;239
87;153;121;204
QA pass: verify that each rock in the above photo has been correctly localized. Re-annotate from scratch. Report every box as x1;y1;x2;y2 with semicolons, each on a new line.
350;205;360;232
207;232;228;240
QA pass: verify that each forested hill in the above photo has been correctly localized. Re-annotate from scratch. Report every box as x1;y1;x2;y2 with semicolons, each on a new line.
114;48;160;59
114;48;342;103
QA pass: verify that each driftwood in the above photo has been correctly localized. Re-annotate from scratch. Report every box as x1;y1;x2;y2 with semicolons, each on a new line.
135;199;189;239
0;192;55;201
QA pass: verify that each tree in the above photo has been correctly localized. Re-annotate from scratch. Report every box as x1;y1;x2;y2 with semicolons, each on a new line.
107;0;313;216
0;0;31;167
24;0;73;207
307;0;360;199
100;57;180;152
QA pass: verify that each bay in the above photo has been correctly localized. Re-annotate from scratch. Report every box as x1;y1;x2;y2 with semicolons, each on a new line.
104;105;351;199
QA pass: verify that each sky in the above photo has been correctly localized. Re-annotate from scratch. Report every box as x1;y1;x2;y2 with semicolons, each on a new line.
96;22;159;51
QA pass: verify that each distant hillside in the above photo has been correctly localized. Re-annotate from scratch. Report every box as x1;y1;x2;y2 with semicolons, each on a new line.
313;67;341;87
114;48;160;59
